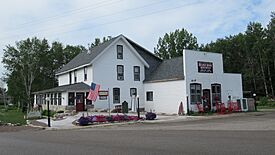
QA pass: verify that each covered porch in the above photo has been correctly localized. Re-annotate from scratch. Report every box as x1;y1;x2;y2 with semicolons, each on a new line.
33;82;92;112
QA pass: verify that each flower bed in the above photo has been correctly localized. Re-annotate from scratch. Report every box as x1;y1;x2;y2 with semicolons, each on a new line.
76;114;142;126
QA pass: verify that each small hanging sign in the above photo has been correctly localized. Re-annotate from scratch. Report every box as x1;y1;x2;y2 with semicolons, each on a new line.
198;61;213;73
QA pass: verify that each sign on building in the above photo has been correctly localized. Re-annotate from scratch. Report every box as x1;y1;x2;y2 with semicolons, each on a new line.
198;61;213;73
99;90;108;100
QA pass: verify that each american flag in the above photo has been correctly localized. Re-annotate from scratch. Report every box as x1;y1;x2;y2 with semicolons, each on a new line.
87;82;100;101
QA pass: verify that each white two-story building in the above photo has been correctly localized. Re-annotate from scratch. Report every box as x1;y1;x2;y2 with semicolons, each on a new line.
34;34;243;114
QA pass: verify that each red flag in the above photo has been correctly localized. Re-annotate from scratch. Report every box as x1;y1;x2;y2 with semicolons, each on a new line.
87;82;100;101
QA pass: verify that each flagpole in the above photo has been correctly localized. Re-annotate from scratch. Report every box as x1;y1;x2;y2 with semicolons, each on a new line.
108;88;110;116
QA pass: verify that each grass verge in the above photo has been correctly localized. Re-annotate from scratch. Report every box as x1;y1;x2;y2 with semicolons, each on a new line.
0;106;26;125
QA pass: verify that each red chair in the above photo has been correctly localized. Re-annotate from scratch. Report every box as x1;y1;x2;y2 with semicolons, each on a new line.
219;103;226;114
232;102;239;112
196;103;204;113
228;101;233;113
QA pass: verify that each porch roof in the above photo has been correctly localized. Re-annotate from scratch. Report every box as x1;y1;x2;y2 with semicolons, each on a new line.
33;82;90;94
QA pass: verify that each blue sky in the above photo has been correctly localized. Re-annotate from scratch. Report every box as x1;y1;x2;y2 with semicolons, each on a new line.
0;0;274;82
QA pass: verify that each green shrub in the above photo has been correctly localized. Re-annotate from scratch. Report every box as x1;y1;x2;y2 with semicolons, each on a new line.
259;97;268;106
42;110;56;117
7;105;16;111
267;101;275;107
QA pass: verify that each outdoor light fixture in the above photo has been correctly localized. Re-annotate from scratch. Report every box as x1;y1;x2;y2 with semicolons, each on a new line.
253;93;257;111
136;95;140;119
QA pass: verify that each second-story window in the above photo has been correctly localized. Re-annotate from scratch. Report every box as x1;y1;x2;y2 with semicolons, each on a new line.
69;71;72;84
134;66;140;81
84;67;87;81
117;45;123;59
74;70;77;83
117;65;124;80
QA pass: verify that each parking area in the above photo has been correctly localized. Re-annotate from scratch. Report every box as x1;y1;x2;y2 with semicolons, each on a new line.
85;110;275;131
1;111;275;155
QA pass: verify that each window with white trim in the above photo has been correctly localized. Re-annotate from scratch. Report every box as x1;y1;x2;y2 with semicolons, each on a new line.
117;65;124;80
47;94;50;105
146;91;153;101
130;88;137;97
58;93;62;105
50;93;53;105
134;66;140;81
54;93;57;105
74;70;77;83
190;83;202;104
68;92;75;106
69;71;72;84
113;88;120;103
84;67;87;81
211;83;221;106
117;45;123;59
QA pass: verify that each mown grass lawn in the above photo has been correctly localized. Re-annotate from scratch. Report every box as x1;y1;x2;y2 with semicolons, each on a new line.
0;106;26;125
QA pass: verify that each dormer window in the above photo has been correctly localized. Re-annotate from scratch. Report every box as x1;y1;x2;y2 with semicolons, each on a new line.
117;45;123;59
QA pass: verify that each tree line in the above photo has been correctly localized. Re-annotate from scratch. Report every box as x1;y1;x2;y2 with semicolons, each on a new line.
2;37;109;111
155;12;275;98
2;12;274;112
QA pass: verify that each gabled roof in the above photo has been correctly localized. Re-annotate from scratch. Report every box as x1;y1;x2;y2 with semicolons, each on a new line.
56;35;155;75
144;56;184;82
56;36;119;75
55;34;184;83
33;82;90;94
125;37;162;79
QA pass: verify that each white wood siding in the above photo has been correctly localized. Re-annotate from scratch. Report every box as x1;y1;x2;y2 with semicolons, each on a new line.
92;38;145;109
58;65;93;86
183;49;243;110
144;80;186;114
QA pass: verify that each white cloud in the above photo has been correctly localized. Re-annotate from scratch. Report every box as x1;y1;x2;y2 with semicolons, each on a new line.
0;0;274;77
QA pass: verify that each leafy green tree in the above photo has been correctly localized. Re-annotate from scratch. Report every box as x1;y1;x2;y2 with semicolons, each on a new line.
89;36;112;50
201;14;275;97
266;12;275;97
245;22;269;96
2;37;50;110
154;28;198;59
2;38;85;111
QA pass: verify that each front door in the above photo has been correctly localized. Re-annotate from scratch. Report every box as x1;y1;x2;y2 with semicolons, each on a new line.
203;89;211;111
76;92;85;112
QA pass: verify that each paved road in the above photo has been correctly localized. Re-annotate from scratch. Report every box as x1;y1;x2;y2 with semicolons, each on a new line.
1;111;275;155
